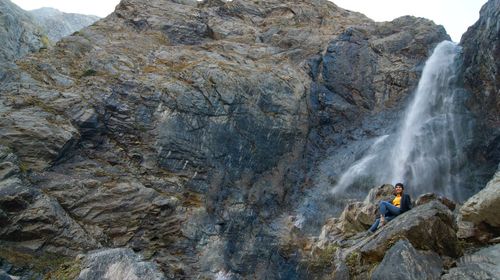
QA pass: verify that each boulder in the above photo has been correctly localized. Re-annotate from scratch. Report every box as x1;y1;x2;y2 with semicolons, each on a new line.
415;193;456;211
363;184;395;205
337;201;377;237
318;217;342;245
371;239;443;280
456;214;485;241
356;201;460;263
459;168;500;241
336;184;395;237
77;248;165;280
441;244;500;280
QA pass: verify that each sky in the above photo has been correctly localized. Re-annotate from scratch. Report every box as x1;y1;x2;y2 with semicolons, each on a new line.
10;0;120;18
10;0;487;42
333;0;487;42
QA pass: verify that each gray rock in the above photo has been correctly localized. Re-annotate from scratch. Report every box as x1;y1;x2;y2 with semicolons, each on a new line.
304;14;450;221
0;270;13;280
311;15;449;137
363;184;395;205
334;185;394;237
38;176;180;254
322;26;378;110
0;145;99;255
0;0;45;64
0;146;20;181
0;186;100;254
332;261;350;280
441;244;500;280
371;239;443;280
460;168;500;228
460;0;500;192
415;193;456;211
30;7;99;42
356;201;460;262
0;0;491;279
461;0;500;127
77;248;165;280
0;107;80;171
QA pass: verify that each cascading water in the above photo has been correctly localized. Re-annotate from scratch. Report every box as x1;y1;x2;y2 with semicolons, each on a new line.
331;41;474;201
387;41;473;199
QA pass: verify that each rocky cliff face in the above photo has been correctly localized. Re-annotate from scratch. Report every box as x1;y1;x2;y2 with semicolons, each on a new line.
0;0;46;65
461;0;500;125
461;0;500;179
0;0;497;279
460;1;500;186
30;7;100;42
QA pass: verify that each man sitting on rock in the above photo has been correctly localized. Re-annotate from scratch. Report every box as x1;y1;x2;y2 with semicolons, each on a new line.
368;183;412;233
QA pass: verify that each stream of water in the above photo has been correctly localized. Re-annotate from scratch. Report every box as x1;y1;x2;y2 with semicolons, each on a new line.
331;41;473;201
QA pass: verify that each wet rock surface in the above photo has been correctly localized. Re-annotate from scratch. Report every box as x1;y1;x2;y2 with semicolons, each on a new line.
308;16;449;153
461;0;500;127
460;0;500;190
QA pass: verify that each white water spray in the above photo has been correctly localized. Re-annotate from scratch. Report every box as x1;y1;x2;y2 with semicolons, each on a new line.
331;135;389;195
331;41;473;200
388;41;470;196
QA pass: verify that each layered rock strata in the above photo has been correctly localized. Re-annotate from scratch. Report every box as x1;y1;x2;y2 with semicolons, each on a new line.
0;0;497;279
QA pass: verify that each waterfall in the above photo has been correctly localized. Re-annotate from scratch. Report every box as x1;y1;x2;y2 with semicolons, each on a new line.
331;41;473;201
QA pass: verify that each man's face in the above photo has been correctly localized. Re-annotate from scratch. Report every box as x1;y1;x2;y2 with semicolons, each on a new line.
395;186;403;194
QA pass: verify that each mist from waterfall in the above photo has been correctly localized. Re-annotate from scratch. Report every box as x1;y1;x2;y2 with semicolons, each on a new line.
331;41;473;201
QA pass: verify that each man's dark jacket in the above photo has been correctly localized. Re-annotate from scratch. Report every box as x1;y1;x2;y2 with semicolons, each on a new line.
400;194;412;213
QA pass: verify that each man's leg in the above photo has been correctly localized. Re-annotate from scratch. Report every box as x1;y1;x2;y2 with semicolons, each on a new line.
379;201;401;216
369;218;380;232
385;215;396;222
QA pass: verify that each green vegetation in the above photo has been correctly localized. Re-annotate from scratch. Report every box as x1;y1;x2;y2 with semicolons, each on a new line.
81;69;97;77
43;259;82;280
23;95;60;115
40;35;51;49
18;161;29;173
345;251;361;273
307;244;339;270
0;247;80;279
